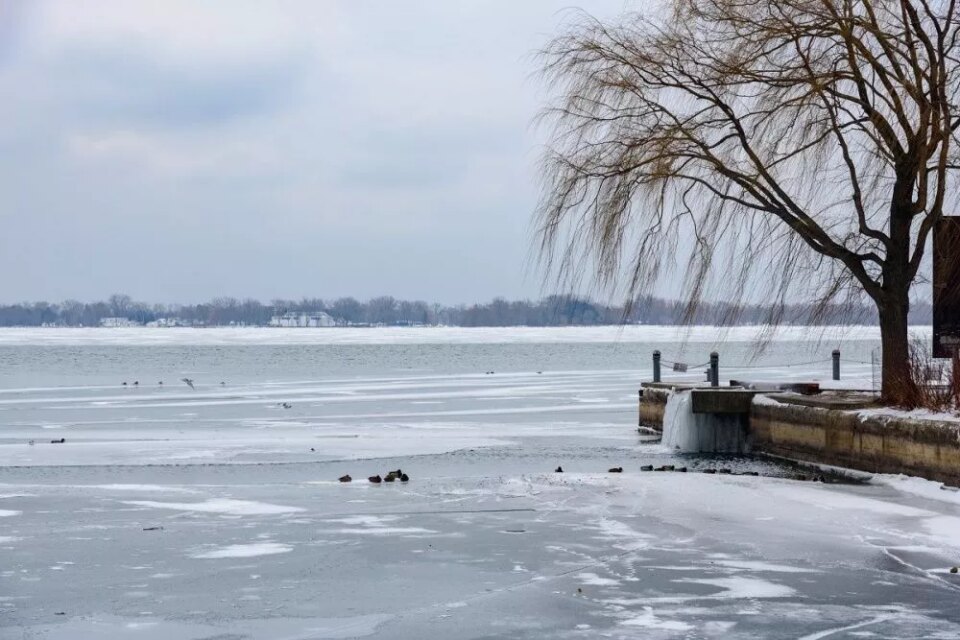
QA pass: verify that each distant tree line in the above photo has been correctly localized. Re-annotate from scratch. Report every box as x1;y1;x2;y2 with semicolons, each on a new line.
0;293;933;328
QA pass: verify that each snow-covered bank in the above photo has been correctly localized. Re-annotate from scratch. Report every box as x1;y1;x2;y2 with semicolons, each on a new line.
0;324;921;346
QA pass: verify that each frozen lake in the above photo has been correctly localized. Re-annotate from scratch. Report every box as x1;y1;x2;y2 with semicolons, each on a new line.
2;326;959;639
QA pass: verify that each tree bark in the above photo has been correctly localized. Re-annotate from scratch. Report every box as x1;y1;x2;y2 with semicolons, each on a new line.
878;294;915;405
878;188;917;405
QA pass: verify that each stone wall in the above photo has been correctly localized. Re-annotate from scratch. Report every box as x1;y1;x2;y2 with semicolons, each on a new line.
751;401;960;486
638;387;960;485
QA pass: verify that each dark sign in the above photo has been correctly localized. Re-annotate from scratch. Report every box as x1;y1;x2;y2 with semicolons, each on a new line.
933;217;960;358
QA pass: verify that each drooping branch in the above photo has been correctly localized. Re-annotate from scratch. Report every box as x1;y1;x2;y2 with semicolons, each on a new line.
536;1;959;326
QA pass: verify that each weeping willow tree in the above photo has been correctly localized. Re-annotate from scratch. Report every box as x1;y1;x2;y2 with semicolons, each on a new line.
536;0;960;403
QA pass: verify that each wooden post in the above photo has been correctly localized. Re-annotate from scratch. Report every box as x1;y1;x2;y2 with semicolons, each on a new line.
653;350;661;383
710;352;719;387
832;350;841;381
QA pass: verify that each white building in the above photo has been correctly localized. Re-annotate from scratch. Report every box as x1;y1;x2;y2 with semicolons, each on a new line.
100;317;140;328
268;312;336;328
146;317;188;328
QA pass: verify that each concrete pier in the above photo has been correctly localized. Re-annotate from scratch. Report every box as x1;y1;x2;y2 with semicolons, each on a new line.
640;387;960;485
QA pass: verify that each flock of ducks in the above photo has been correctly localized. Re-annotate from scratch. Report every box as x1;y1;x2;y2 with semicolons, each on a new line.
119;379;226;389
553;464;768;477
338;469;410;483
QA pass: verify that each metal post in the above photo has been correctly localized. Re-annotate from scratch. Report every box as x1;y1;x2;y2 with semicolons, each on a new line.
832;350;841;381
653;350;661;383
710;352;719;387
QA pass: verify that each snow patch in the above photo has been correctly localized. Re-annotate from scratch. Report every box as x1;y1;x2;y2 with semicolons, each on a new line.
324;515;399;526
620;607;694;631
922;516;960;548
578;572;620;586
92;484;200;494
123;499;304;516
589;518;653;552
712;560;819;574
856;407;960;424
874;474;960;506
329;527;437;537
191;543;292;559
790;488;933;518
675;576;795;599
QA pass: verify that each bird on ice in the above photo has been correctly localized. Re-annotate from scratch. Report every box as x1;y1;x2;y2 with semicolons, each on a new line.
181;378;195;390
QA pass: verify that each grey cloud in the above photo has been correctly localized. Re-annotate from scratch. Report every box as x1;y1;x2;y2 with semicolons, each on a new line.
0;1;634;304
47;44;310;128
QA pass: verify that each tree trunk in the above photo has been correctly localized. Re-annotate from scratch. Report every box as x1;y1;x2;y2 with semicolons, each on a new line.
877;295;915;405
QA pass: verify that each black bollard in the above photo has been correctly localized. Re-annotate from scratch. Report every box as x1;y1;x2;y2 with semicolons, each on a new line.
653;350;661;383
832;350;841;381
710;352;719;387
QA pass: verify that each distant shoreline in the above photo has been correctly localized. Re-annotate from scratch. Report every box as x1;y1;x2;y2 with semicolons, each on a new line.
0;295;927;329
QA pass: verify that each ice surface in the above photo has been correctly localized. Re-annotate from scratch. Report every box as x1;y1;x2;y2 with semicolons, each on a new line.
2;330;959;639
16;613;394;640
91;484;201;494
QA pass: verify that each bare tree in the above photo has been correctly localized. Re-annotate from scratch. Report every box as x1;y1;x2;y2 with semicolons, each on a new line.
536;0;960;403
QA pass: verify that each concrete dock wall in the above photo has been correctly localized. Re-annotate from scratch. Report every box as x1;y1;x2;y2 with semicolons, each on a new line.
751;401;960;486
638;387;960;485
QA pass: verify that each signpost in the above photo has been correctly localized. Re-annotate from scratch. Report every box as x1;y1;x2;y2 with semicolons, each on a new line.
933;217;960;358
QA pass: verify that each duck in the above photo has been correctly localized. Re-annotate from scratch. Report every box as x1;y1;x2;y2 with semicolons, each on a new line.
368;475;382;484
555;466;563;473
640;464;653;471
608;467;623;473
339;474;352;483
400;473;409;482
384;472;397;482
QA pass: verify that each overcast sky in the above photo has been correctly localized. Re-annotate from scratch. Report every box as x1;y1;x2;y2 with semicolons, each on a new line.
0;1;639;304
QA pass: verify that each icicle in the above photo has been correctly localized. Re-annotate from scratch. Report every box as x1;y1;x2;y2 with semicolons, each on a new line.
661;390;749;454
